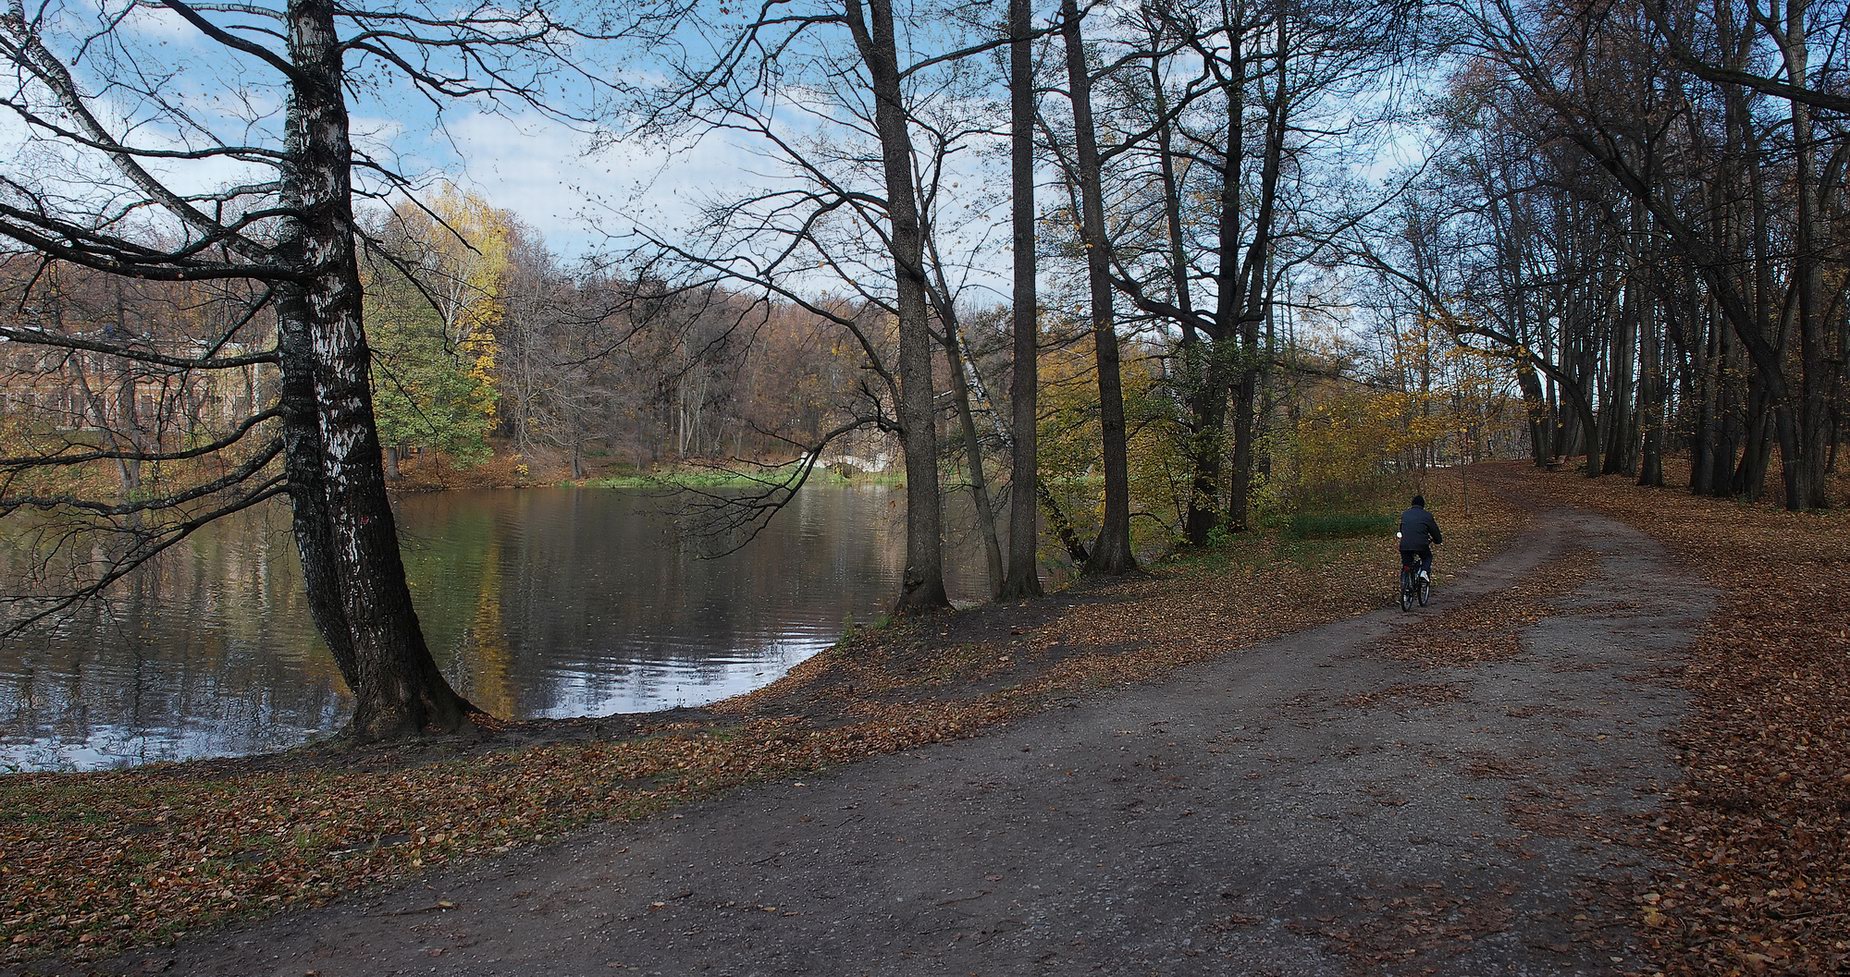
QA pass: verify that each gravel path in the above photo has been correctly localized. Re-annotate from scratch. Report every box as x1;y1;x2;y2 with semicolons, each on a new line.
84;506;1710;977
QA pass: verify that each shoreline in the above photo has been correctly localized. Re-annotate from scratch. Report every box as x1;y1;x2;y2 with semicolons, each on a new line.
381;453;907;494
0;470;1523;965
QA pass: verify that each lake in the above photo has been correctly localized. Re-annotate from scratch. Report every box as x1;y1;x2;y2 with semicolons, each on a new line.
0;486;1013;772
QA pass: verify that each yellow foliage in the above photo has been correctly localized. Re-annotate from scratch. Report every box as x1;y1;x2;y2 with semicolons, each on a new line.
1267;324;1517;513
389;183;514;427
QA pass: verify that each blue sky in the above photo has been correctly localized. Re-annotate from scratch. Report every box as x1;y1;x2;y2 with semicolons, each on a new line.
0;0;776;261
0;0;1431;323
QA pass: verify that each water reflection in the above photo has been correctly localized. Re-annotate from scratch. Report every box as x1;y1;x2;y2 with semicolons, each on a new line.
0;486;1002;771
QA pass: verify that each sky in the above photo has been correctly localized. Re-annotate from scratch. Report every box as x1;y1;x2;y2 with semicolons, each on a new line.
0;0;778;262
0;0;1435;319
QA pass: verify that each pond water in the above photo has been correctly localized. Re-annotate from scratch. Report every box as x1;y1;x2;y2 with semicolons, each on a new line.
0;486;1011;772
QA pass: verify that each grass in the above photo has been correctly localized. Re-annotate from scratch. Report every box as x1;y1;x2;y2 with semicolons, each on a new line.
576;463;904;490
1282;511;1396;540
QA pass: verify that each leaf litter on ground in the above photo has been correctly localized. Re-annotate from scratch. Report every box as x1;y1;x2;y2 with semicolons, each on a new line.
1;480;1522;965
1483;462;1850;977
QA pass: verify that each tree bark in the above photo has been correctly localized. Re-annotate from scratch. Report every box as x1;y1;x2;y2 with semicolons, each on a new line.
1637;281;1666;487
1777;1;1831;508
274;284;362;692
285;0;475;736
1059;0;1135;576
844;0;950;612
998;0;1043;600
1224;10;1287;531
1183;347;1230;544
939;324;1005;598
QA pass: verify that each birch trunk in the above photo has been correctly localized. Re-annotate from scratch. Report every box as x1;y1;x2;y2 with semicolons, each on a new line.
286;0;475;735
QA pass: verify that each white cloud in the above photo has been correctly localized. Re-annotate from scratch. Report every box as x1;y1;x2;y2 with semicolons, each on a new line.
416;109;778;260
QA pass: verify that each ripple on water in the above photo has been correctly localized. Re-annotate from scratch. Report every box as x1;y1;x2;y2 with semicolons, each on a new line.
0;485;1002;771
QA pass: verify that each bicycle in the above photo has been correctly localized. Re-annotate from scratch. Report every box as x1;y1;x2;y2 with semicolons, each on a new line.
1396;533;1432;612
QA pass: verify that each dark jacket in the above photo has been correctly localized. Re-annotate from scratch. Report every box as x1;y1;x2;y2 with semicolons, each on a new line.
1398;506;1443;551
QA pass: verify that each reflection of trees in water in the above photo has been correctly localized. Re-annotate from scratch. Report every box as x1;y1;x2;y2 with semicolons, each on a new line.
0;487;1006;769
394;498;517;718
0;501;347;769
482;488;910;718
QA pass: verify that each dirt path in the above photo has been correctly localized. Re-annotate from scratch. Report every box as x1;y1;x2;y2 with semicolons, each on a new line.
71;507;1710;977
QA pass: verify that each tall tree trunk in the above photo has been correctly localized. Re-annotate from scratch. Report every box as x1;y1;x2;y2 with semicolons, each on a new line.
1780;4;1830;508
1060;0;1135;575
1602;266;1638;476
1226;14;1288;531
286;0;474;737
1638;283;1666;487
1144;22;1222;547
1686;285;1717;495
274;285;361;693
1713;358;1742;496
845;0;950;612
939;324;1005;598
999;0;1043;600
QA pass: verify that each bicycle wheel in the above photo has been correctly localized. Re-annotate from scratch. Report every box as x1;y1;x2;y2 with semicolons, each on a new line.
1399;569;1414;612
1418;575;1431;607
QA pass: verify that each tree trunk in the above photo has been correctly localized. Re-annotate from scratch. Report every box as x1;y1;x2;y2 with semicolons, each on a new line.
998;0;1043;600
1781;6;1831;509
1060;0;1135;576
1181;339;1230;545
274;285;362;693
1602;267;1638;476
1037;480;1090;565
1735;387;1773;500
1225;14;1287;531
286;0;475;737
845;0;950;612
941;326;1005;598
1516;361;1548;467
1638;285;1665;487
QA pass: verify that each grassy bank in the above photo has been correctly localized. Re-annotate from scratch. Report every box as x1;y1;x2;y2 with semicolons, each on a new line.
382;451;907;492
577;462;904;490
0;474;1519;966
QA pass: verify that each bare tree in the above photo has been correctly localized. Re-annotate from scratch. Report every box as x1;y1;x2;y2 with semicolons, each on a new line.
1056;0;1137;574
998;0;1045;598
610;0;1051;611
0;0;616;735
1464;0;1848;508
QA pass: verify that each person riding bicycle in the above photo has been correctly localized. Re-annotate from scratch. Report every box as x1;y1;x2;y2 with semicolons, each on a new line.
1398;495;1443;584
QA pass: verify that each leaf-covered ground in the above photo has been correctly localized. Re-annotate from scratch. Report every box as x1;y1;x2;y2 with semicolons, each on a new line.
0;482;1521;966
1482;463;1850;976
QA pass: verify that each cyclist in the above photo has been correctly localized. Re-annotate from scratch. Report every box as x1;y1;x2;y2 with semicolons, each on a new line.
1398;494;1443;585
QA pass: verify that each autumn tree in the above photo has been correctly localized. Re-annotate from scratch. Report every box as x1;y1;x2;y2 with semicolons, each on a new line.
1053;0;1137;574
363;190;514;473
0;0;617;736
607;0;1052;611
1462;0;1849;508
